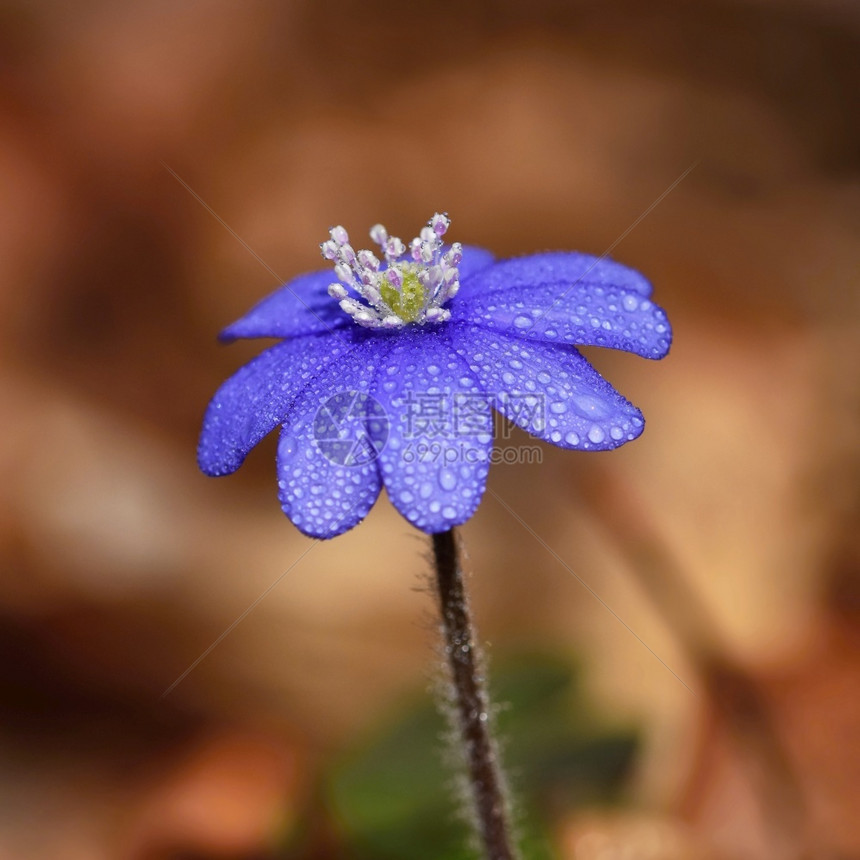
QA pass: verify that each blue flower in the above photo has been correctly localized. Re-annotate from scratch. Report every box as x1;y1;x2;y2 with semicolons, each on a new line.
199;214;671;538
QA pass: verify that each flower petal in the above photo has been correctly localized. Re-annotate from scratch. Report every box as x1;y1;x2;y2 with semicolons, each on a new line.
458;251;653;297
371;328;493;533
219;271;348;342
450;325;644;450
456;279;671;359
198;329;360;476
456;244;495;281
276;338;392;538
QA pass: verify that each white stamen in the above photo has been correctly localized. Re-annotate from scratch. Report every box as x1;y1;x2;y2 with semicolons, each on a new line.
431;212;450;235
321;212;462;330
445;243;463;266
334;262;353;284
357;249;380;270
385;237;406;260
369;223;388;245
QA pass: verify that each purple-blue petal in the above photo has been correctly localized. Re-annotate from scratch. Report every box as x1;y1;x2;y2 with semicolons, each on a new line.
219;270;348;342
370;328;493;533
456;280;671;359
457;251;653;299
276;338;392;538
456;245;495;282
450;325;644;451
198;329;360;476
461;251;653;297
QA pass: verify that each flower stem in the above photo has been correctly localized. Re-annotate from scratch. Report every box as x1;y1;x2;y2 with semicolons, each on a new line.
431;529;518;860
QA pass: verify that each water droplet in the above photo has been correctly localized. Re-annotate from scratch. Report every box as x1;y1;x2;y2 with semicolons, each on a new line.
443;505;457;519
622;294;638;312
439;468;457;491
610;426;624;440
513;315;533;329
588;425;605;444
550;401;567;414
565;431;580;445
419;481;434;499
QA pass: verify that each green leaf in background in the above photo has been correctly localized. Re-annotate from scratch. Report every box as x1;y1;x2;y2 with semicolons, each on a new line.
322;651;640;860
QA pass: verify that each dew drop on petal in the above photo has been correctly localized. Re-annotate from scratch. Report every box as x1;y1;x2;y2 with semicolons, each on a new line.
513;315;534;330
588;425;606;444
610;426;624;440
439;468;457;491
565;431;580;445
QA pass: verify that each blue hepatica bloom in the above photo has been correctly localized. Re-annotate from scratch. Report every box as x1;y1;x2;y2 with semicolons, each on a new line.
199;213;671;538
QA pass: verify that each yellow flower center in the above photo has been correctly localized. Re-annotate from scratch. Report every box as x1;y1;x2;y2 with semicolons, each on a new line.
379;266;426;322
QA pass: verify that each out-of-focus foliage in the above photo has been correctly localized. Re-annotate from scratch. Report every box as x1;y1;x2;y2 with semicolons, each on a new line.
322;654;638;860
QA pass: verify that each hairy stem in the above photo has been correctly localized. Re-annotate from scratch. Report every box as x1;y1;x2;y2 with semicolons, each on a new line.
431;529;518;860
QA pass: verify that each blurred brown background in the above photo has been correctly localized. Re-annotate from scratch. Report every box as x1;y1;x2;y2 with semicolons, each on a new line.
1;0;858;858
